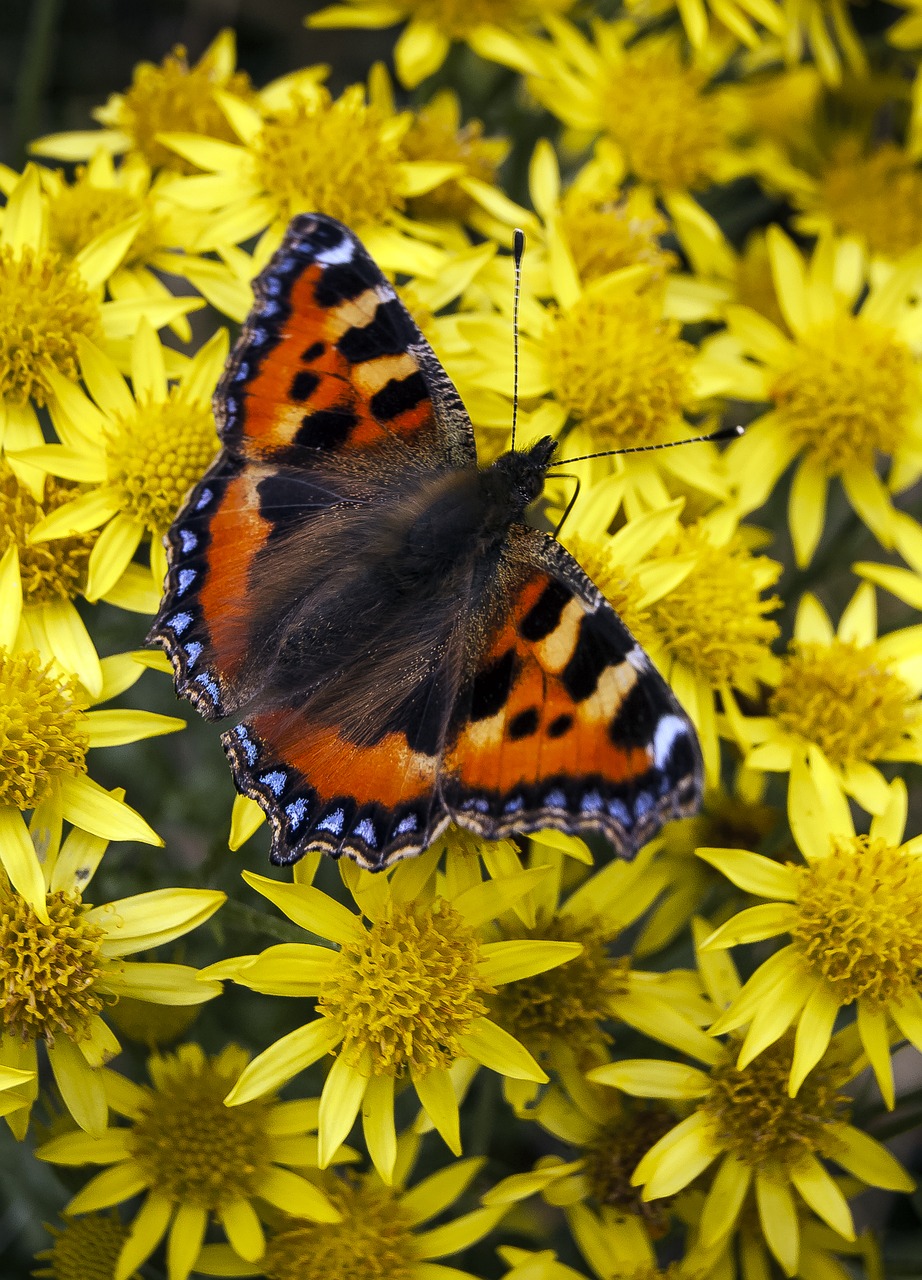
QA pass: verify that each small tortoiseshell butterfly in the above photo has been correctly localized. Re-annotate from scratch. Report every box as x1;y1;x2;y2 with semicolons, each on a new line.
150;214;702;871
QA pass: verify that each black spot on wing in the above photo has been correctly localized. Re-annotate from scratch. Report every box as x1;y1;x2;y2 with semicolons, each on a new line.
314;262;369;308
375;665;451;758
294;406;357;452
301;341;325;362
509;707;539;740
290;369;319;402
256;470;339;538
470;647;516;721
561;615;614;702
607;677;659;749
547;713;573;738
519;579;571;642
337;300;414;364
370;371;428;422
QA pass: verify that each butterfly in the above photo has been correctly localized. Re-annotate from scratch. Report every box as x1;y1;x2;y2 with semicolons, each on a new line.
150;213;702;871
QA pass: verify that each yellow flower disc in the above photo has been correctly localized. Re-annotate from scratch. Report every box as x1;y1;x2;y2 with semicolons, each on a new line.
547;291;693;445
0;246;100;407
564;536;652;642
255;92;404;227
770;316;914;472
601;48;724;190
401;100;507;223
128;1046;270;1208
0;890;105;1042
263;1180;414;1280
793;836;922;1006
583;1105;675;1234
115;45;253;172
703;1035;848;1170
0;464;96;603
33;1212;129;1280
0;651;88;809
105;392;218;537
769;640;918;765
318;899;491;1076
817;144;922;260
49;177;154;263
561;191;677;285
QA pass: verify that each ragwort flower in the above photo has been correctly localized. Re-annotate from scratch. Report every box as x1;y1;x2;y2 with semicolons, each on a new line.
699;773;922;1110
1;823;223;1138
32;1210;137;1280
623;0;785;51
214;849;581;1181
37;1045;339;1280
195;1130;508;1280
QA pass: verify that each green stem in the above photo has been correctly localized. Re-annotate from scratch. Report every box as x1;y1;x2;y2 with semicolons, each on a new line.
13;0;63;166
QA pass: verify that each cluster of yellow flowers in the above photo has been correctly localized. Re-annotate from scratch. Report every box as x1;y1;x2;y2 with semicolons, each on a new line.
2;5;921;1279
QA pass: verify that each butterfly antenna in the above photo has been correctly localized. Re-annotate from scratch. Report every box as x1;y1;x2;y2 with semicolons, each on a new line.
511;228;525;453
550;423;744;467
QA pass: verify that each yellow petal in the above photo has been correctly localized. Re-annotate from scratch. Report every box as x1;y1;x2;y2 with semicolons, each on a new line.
767;225;809;336
42;598;103;697
114;1192;173;1280
413;1065;461;1156
47;1035;108;1134
226;1019;342;1105
394;19;450;88
229;793;265;850
0;806;48;921
73;214;143;289
257;1165;341;1222
695;847;798;900
857;1000;894;1110
58;774;163;845
700;903;798;950
166;1200;208;1280
755;1172;799;1275
588;1059;710;1099
457;1017;547;1083
93;887;225;956
828;1121;915;1190
789;458;828;568
1;166;44;253
698;1154;751;1247
478;939;582;985
634;1110;722;1198
218;1196;265;1262
402;1155;485;1226
414;1206;508;1260
318;1052;369;1168
99;961;221;1005
790;982;840;1094
231;943;334;996
28;487;122;542
790;1154;855;1240
0;544;22;649
361;1073;396;1184
241;872;364;945
66;1161;150;1213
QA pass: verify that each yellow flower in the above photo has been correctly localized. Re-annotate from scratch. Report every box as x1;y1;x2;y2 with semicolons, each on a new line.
195;1129;508;1279
37;1045;339;1280
699;773;922;1111
161;78;452;275
33;1211;138;1280
0;165;200;461
308;0;573;89
18;322;228;611
31;30;255;171
623;0;785;51
527;22;753;197
722;228;922;565
212;848;581;1182
744;585;922;821
780;0;868;85
590;950;913;1276
0;825;223;1137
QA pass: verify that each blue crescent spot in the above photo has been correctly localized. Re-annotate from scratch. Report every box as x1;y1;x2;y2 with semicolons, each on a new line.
354;817;377;847
607;799;631;826
579;790;603;813
395;813;418;835
184;641;203;667
317;807;345;836
195;488;213;511
259;770;287;797
544;788;567;809
170;611;193;635
286;798;309;831
179;529;198;554
177;569;197;595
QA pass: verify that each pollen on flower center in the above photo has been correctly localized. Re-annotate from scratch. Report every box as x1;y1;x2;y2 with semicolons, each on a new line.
491;918;621;1064
770;315;913;472
0;889;105;1043
0;650;88;809
49;179;155;263
645;529;781;690
816;144;922;260
703;1035;848;1170
255;91;404;228
564;536;652;643
561;190;678;285
318;899;491;1076
0;246;100;407
546;292;693;446
128;1046;271;1208
583;1105;676;1233
0;465;97;603
768;640;918;766
793;836;922;1006
106;392;218;536
262;1180;414;1280
600;49;725;190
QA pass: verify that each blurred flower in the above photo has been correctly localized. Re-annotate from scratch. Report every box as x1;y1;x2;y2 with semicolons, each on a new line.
780;0;867;85
37;1045;338;1280
32;1211;137;1280
624;0;785;51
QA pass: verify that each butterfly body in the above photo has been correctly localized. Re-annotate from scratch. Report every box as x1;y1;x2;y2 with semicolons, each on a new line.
151;214;702;870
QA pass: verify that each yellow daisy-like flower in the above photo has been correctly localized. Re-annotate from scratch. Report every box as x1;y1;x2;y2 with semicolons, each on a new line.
723;227;922;565
527;22;752;198
32;1211;138;1280
744;584;922;821
0;167;198;463
589;942;914;1276
1;823;223;1138
308;0;572;89
699;772;922;1111
195;1129;508;1279
686;1207;884;1280
780;0;867;85
213;848;581;1182
17;322;228;611
31;30;255;171
161;78;453;275
37;1044;340;1280
623;0;785;51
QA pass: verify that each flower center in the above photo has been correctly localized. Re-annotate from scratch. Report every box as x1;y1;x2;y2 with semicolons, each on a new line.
114;45;253;172
254;90;404;228
491;918;621;1064
793;836;922;1007
128;1047;270;1208
263;1180;414;1280
34;1211;129;1280
582;1105;676;1234
561;190;677;285
768;640;918;766
49;176;156;265
0;246;100;407
563;536;652;644
318;899;491;1076
0;464;97;603
600;48;725;190
703;1035;848;1171
105;391;218;536
546;291;693;445
0;650;88;809
645;529;781;690
0;889;105;1043
400;97;507;223
817;143;922;260
770;316;914;472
